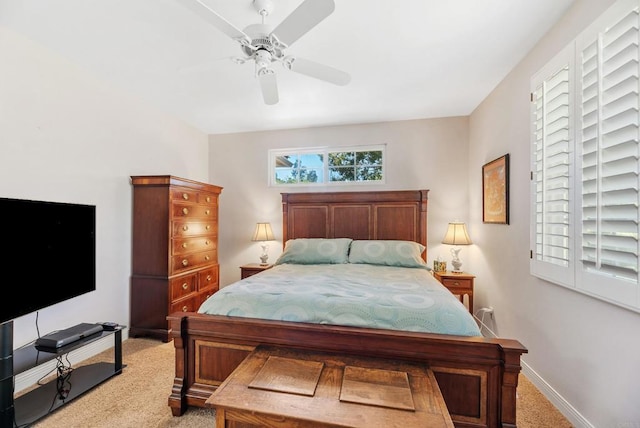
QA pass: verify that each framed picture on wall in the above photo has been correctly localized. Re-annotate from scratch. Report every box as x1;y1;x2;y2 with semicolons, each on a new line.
482;154;510;224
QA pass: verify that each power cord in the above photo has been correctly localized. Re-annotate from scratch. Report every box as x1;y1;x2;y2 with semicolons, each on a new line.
55;354;74;400
474;307;496;337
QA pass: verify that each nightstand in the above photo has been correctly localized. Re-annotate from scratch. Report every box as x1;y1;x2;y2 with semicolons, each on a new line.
432;271;475;314
240;263;273;279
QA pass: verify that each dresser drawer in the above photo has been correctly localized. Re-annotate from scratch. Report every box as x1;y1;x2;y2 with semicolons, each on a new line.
171;188;219;206
171;188;199;203
172;203;217;219
171;251;217;274
172;236;217;256
199;266;219;290
197;287;217;307
172;220;217;238
170;274;197;301
170;295;199;314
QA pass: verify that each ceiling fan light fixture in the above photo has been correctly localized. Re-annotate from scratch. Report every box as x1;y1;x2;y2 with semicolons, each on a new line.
254;49;272;69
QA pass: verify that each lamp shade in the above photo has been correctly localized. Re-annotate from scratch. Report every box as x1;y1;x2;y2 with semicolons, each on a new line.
251;222;275;242
442;222;472;246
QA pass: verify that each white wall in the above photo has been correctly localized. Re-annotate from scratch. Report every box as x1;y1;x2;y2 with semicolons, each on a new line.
0;27;209;352
469;0;640;427
209;117;470;287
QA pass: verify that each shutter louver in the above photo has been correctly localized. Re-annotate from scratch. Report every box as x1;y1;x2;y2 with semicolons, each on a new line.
579;7;640;282
533;66;572;267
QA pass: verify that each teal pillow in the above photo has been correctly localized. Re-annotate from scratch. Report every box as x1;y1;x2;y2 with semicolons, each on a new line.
274;238;352;265
348;240;429;269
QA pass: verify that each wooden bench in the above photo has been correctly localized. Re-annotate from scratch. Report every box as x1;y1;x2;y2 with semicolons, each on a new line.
206;345;454;428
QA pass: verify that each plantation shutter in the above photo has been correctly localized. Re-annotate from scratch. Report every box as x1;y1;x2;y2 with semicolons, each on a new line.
531;0;640;311
576;0;640;306
530;48;575;287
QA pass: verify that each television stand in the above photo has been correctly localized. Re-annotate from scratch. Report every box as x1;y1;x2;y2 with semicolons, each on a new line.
10;324;124;426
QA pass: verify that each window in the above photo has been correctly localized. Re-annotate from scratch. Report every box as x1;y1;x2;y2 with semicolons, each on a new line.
530;0;640;312
270;145;385;186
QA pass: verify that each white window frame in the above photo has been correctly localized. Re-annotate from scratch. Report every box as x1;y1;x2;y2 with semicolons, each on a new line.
530;0;640;313
268;145;386;187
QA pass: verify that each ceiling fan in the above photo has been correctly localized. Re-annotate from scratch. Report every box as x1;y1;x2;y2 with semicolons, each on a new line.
176;0;351;105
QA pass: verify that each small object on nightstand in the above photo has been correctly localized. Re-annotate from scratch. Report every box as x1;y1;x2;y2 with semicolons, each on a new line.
433;258;446;273
240;263;273;279
433;271;475;314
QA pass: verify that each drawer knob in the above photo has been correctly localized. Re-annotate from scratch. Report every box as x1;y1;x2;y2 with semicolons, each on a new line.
205;240;210;246
182;207;189;215
206;275;212;282
453;281;460;286
182;282;188;290
182;193;189;200
205;209;210;215
205;255;210;261
182;242;188;248
206;196;211;202
182;305;188;312
182;225;188;231
206;225;211;230
182;259;188;267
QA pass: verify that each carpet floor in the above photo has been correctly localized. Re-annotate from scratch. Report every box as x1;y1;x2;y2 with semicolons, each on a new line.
25;337;571;427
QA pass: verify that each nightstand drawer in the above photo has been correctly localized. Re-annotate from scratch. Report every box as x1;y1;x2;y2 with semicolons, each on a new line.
440;278;472;290
240;263;272;279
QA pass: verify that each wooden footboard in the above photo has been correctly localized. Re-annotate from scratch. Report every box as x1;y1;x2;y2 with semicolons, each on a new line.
167;312;527;428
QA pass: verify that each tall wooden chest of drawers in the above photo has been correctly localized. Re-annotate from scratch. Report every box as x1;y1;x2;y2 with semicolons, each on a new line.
130;175;223;341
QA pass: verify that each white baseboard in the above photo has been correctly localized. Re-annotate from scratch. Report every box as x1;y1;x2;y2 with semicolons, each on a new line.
474;315;593;428
520;361;594;428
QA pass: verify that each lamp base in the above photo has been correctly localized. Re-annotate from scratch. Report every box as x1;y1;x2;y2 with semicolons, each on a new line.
450;247;463;273
259;242;269;265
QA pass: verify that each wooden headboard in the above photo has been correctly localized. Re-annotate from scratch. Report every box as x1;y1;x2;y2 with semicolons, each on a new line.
281;190;429;260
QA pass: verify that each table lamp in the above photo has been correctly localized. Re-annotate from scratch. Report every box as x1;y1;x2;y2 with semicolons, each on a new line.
442;222;472;273
251;222;275;265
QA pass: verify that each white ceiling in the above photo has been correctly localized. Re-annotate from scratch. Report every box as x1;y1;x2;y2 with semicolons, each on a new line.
1;0;575;135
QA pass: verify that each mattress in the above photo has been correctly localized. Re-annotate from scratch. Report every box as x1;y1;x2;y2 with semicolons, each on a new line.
198;263;481;336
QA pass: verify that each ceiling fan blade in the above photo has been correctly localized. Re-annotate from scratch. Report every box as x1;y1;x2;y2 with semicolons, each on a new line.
175;0;250;44
177;56;247;74
271;0;335;47
286;57;350;86
258;69;279;105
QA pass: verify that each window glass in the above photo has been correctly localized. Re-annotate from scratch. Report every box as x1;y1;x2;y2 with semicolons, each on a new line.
274;153;324;184
270;146;385;186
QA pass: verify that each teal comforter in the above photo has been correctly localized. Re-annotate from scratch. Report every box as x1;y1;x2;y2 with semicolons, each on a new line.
198;263;481;336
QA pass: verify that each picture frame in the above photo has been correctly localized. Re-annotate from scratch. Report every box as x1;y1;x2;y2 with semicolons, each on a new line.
482;154;510;224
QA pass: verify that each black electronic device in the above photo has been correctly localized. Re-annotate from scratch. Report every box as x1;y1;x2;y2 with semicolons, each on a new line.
101;322;118;331
35;323;104;351
0;197;96;325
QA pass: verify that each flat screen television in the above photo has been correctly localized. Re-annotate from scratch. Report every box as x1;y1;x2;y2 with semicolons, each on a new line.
0;197;96;325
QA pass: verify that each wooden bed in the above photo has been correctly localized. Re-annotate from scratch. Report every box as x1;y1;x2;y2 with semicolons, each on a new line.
167;190;527;428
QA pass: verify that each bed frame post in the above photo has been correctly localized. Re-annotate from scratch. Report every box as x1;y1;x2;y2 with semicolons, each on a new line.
500;343;525;427
281;193;290;246
168;315;188;416
418;189;428;261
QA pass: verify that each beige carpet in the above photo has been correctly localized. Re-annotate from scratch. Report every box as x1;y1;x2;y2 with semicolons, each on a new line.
27;338;571;427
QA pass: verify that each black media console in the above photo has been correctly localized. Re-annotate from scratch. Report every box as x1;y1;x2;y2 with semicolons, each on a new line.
8;324;124;427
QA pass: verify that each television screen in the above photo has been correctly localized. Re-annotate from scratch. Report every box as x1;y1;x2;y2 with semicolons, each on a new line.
0;197;96;324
